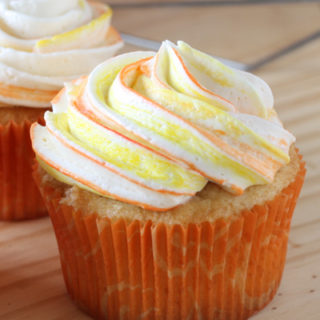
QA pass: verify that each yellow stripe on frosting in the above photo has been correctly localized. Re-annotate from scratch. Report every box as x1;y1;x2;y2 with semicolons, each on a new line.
35;6;112;53
32;41;296;211
133;73;289;164
63;106;206;193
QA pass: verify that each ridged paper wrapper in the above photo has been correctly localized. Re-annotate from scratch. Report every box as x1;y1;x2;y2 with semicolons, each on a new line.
0;118;47;220
34;156;305;320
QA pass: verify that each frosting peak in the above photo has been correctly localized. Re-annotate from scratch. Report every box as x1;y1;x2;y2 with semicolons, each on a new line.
32;41;295;211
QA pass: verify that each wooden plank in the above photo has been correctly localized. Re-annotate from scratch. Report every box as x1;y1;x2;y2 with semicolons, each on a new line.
112;2;320;62
258;39;320;233
106;0;250;5
251;38;320;318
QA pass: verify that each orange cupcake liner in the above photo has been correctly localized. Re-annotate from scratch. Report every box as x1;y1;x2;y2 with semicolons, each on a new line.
0;119;47;220
34;156;305;320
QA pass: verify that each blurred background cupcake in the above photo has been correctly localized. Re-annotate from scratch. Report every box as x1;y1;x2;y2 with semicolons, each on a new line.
0;0;122;220
32;41;305;319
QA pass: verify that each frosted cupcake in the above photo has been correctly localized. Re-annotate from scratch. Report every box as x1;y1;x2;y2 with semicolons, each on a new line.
32;41;305;319
0;0;122;220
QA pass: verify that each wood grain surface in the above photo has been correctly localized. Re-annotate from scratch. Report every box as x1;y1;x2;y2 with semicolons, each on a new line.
1;1;320;319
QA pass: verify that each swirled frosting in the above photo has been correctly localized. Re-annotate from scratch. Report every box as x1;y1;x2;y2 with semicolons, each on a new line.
31;41;295;211
0;0;122;107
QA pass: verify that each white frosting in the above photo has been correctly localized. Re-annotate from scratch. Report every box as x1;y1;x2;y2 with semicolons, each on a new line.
0;0;92;39
32;41;296;211
32;124;191;210
0;0;122;107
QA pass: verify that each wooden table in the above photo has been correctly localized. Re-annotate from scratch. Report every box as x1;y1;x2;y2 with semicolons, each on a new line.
1;1;320;319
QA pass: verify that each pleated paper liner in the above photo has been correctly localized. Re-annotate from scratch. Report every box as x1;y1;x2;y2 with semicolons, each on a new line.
34;156;305;320
0;117;47;220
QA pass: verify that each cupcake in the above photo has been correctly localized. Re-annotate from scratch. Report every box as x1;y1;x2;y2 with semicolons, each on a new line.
0;0;122;220
32;41;305;319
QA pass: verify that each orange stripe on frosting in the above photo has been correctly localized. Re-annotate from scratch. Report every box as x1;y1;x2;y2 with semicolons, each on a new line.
118;58;281;190
0;82;58;103
31;125;183;211
171;47;235;111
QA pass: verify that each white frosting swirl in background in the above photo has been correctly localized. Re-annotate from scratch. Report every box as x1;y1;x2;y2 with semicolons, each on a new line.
0;0;123;107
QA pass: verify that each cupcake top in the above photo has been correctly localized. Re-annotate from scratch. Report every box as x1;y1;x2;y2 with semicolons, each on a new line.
0;0;123;107
31;40;295;211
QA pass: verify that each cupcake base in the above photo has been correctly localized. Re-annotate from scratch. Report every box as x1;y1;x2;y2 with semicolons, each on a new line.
34;154;305;319
0;107;47;220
